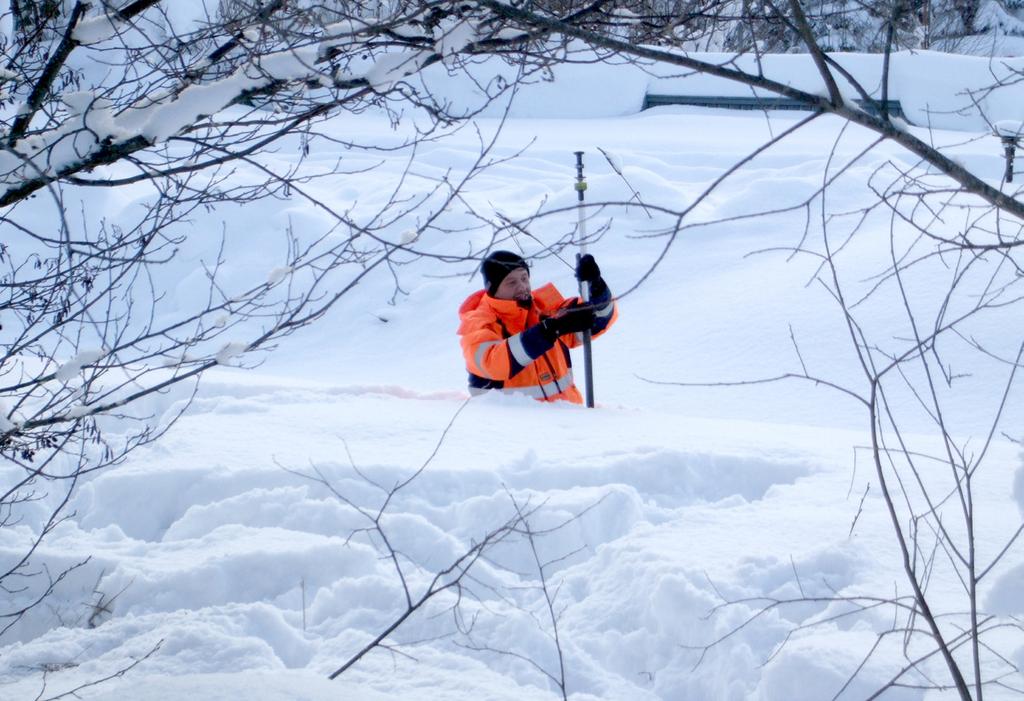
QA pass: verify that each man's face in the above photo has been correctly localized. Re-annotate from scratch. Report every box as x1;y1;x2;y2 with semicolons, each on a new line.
494;267;531;303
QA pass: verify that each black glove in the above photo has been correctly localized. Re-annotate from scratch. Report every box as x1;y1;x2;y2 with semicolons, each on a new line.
576;254;600;284
576;254;608;298
540;303;595;341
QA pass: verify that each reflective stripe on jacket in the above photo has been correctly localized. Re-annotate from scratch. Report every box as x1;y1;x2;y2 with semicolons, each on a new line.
457;282;618;404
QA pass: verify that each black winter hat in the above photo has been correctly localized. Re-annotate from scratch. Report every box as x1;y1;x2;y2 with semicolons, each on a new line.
481;250;529;296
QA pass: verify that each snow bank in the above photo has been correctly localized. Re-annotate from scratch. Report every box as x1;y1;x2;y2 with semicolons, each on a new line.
424;48;1024;132
641;50;1024;131
8;372;1009;699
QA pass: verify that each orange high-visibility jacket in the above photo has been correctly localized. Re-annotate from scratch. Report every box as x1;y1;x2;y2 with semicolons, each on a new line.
457;282;617;403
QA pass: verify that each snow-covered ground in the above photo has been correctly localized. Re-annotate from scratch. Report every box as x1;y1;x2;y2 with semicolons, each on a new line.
2;62;1024;700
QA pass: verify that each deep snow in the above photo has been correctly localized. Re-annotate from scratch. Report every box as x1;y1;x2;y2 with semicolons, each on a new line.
2;51;1024;700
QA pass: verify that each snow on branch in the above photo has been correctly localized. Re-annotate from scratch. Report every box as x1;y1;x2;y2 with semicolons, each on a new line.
0;0;533;207
71;9;121;45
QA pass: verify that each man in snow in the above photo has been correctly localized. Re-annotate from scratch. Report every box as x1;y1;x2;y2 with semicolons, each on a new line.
458;250;617;403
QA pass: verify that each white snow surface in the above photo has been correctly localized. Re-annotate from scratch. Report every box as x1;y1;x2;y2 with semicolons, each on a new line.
2;53;1024;701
